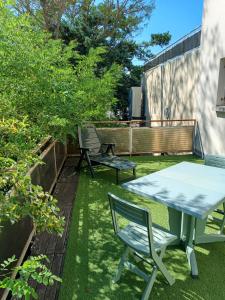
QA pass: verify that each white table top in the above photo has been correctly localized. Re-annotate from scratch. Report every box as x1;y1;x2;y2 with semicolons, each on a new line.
122;162;225;219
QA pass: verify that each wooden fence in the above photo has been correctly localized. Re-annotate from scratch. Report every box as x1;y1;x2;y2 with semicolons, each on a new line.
1;139;67;300
68;119;196;155
30;139;66;193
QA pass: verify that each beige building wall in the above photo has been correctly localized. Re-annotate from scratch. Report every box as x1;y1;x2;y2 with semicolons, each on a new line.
196;0;225;155
143;65;162;121
143;0;225;155
144;48;200;123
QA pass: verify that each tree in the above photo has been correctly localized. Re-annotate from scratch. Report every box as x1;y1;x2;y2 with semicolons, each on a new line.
12;0;171;118
13;0;154;39
0;1;121;226
0;3;121;139
14;0;77;38
61;1;171;118
0;3;121;297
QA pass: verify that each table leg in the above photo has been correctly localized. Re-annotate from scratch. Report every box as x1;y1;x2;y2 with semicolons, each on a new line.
194;216;225;244
195;217;207;238
186;245;198;278
185;216;198;278
167;207;182;241
195;233;225;244
167;210;199;278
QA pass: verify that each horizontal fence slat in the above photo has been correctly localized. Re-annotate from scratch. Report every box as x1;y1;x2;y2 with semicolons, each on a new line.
97;128;130;154
132;126;194;153
55;141;66;173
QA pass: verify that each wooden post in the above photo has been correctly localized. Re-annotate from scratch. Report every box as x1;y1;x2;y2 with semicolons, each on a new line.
160;65;164;127
192;119;196;154
53;141;57;179
129;123;133;156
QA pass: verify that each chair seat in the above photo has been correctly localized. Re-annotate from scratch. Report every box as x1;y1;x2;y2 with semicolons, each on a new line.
90;155;136;170
118;223;177;255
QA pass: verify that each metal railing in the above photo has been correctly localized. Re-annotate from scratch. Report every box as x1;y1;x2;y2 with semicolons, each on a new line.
144;26;201;71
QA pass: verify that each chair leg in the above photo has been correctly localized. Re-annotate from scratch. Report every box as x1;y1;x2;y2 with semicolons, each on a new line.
154;248;175;286
77;151;85;172
107;144;115;156
219;202;225;234
85;152;94;178
124;261;149;282
141;266;158;300
112;246;129;283
111;145;115;156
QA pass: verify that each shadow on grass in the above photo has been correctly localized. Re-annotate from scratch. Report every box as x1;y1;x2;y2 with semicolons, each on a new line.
59;155;225;300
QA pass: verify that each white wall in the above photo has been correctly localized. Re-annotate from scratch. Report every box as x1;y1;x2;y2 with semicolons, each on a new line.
144;65;162;121
196;0;225;155
143;0;225;156
144;49;200;122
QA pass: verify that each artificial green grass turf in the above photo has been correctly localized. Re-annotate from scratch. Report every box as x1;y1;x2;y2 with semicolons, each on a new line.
59;155;225;300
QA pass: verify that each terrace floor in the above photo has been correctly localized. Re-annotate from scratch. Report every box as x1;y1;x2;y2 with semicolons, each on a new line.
58;155;225;300
30;157;79;300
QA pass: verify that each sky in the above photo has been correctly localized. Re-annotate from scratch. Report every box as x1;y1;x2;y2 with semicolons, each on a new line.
134;0;204;64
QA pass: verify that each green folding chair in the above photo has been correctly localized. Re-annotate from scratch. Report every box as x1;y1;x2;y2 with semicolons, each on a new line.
108;193;177;299
205;154;225;234
77;124;136;184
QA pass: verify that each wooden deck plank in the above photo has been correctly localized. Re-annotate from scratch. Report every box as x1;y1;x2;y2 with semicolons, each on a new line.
29;158;78;300
34;254;64;300
53;181;78;209
31;206;72;255
64;157;79;167
57;166;78;183
44;254;64;300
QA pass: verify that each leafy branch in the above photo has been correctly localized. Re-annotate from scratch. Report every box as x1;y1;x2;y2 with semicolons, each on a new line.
0;255;61;300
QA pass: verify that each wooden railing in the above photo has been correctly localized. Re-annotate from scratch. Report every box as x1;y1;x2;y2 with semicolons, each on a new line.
91;119;196;126
30;140;66;193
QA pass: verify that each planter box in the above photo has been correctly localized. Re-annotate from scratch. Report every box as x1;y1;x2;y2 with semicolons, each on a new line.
0;140;66;299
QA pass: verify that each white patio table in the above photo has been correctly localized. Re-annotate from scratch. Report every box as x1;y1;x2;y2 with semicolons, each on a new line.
122;161;225;277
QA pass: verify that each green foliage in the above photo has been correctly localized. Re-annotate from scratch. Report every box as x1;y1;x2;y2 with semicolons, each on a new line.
61;0;171;118
0;0;121;231
0;118;40;161
0;2;121;140
0;3;121;298
114;65;143;117
0;118;65;235
0;255;61;300
150;32;172;47
11;1;171;118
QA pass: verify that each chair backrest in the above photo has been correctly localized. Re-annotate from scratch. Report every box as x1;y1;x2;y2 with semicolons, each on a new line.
78;124;101;156
205;154;225;169
108;192;154;256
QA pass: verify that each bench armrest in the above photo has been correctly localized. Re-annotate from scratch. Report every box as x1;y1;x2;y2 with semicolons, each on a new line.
101;143;115;155
102;143;115;146
79;147;90;152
